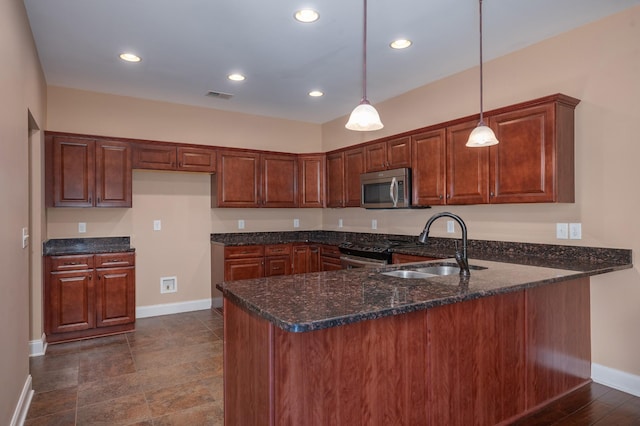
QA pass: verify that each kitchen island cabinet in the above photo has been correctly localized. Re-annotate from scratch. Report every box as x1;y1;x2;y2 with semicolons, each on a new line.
218;256;630;425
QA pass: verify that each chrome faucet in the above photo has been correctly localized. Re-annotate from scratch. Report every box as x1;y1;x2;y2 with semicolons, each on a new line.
418;212;470;277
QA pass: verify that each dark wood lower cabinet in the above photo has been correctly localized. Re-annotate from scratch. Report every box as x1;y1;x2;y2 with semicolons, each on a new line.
223;277;591;425
45;252;135;343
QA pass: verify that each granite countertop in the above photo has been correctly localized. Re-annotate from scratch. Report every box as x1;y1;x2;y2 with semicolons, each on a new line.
216;237;633;333
43;237;134;256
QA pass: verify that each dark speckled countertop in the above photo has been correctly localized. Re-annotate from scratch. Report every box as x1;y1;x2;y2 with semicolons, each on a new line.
214;231;633;333
43;237;134;255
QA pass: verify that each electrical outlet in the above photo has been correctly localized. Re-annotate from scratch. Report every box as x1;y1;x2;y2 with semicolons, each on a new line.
160;276;177;294
556;223;569;239
447;220;455;233
371;219;377;230
293;218;300;228
153;220;161;231
78;222;86;233
238;219;245;230
338;219;343;228
569;223;582;239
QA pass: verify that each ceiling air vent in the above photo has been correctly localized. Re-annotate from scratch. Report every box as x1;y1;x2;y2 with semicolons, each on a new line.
205;90;234;100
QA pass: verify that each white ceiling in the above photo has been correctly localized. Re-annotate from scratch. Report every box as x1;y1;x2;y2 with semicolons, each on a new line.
24;0;640;124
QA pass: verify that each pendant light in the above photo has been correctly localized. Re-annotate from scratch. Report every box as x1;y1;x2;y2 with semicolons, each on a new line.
466;0;499;147
346;0;383;131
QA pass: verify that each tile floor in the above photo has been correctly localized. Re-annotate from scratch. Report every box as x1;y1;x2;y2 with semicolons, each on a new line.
26;309;224;425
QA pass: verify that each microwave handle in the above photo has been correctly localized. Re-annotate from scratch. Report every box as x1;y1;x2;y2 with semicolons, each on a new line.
390;177;399;207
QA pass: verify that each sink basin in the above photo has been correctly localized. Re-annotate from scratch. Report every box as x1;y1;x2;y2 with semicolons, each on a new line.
415;262;487;275
414;265;460;276
381;270;437;279
381;262;487;280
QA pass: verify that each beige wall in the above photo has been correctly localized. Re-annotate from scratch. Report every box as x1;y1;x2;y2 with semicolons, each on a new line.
42;4;639;390
45;90;324;314
0;0;47;423
322;7;640;376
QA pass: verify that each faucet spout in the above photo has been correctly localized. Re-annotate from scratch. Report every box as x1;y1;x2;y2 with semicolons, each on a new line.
418;212;470;277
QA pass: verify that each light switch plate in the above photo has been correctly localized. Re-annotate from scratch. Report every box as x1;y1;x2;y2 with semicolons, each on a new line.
371;219;377;230
447;221;455;233
569;223;582;239
293;218;300;228
556;223;569;239
338;219;343;228
153;220;161;231
22;227;29;249
238;219;245;230
78;222;86;233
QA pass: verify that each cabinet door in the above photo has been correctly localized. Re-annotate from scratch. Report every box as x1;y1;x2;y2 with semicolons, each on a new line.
95;140;132;207
132;143;176;170
265;256;291;277
224;258;264;281
95;266;135;327
308;245;320;273
177;146;217;173
412;129;446;206
50;137;95;207
215;151;261;207
262;154;298;207
387;136;412;169
364;142;387;172
446;120;489;205
489;103;557;203
291;245;310;275
344;148;365;207
298;155;325;208
49;270;95;333
326;152;345;207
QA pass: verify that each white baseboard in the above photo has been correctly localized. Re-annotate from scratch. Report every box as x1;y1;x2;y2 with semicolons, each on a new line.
592;363;640;397
10;375;33;426
136;298;213;318
29;333;47;357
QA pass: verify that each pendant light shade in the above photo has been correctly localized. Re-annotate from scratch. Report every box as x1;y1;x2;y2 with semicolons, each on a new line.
466;0;498;147
346;0;383;131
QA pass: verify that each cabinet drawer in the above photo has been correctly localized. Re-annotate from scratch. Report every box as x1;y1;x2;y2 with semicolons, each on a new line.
265;244;291;256
225;245;265;259
50;255;94;272
95;252;135;268
320;244;341;259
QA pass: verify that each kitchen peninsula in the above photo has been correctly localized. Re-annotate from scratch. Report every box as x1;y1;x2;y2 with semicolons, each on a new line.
215;234;632;425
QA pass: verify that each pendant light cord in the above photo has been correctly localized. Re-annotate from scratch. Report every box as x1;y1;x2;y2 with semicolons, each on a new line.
478;0;485;124
362;0;368;103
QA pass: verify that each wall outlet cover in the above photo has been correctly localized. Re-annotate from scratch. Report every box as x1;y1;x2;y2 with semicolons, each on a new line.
238;219;245;230
556;223;569;239
569;223;582;239
160;276;177;294
153;220;161;231
78;222;86;233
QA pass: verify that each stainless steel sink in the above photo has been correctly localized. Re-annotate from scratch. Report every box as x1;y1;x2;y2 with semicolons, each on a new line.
381;262;487;279
381;270;437;279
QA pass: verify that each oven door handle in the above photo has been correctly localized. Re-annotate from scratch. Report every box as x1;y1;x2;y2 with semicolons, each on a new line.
390;177;399;207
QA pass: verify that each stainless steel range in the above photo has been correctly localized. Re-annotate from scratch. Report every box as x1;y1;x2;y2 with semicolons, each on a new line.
338;240;400;269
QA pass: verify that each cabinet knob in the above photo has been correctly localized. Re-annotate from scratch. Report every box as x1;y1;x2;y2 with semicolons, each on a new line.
439;195;443;200
446;194;451;199
490;192;495;197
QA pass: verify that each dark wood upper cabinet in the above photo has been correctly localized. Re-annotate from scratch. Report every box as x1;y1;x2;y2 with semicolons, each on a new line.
326;151;345;207
298;154;325;208
446;119;490;205
46;134;132;208
364;136;412;172
212;151;297;208
262;154;298;208
133;143;216;173
488;95;578;203
95;140;132;207
344;147;365;207
412;129;446;206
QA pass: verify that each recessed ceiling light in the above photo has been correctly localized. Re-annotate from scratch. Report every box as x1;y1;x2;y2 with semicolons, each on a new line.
309;90;324;97
228;73;246;81
390;39;412;49
294;9;319;23
119;53;141;62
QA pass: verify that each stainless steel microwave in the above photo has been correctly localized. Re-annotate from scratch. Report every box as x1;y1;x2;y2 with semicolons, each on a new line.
360;168;412;209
